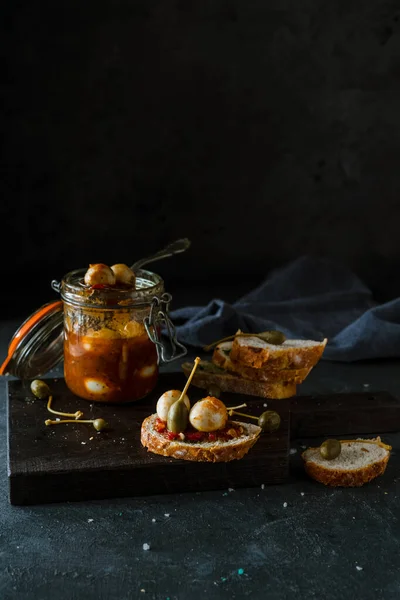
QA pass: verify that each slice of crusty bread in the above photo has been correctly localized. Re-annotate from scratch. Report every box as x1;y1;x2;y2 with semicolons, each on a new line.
141;414;261;462
231;334;328;370
181;360;297;399
302;437;391;487
212;341;311;384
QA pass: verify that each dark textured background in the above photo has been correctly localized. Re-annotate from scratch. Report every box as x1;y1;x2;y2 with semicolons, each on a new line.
2;0;400;320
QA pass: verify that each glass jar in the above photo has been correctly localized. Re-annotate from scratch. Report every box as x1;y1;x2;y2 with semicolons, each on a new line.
0;267;187;403
59;268;182;403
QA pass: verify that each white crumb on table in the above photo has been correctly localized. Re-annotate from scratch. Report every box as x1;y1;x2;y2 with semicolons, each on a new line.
363;383;370;387
142;543;151;551
283;502;288;508
151;518;156;523
300;492;305;496
356;566;363;571
87;519;94;523
164;513;170;517
289;448;297;455
56;418;60;422
263;403;268;407
228;488;234;492
81;442;86;445
261;484;265;490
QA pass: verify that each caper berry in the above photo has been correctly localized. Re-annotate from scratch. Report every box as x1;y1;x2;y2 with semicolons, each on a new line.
208;384;221;399
93;418;108;432
258;410;281;432
30;379;51;400
256;331;286;345
320;439;341;461
167;399;189;433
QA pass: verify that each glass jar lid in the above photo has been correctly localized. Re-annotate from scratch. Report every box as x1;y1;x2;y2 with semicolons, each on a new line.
0;300;64;378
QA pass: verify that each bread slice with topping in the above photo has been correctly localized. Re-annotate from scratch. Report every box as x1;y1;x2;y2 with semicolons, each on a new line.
212;341;311;384
231;334;328;370
302;437;391;487
181;360;296;399
141;414;261;462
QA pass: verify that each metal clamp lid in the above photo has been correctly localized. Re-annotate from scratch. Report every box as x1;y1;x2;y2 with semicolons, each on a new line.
144;293;187;363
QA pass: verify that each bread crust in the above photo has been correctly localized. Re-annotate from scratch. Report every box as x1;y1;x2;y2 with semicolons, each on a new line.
231;337;327;370
212;345;311;383
302;438;391;487
141;414;261;462
181;362;297;399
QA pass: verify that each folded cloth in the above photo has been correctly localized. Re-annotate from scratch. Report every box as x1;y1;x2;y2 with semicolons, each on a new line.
167;256;400;362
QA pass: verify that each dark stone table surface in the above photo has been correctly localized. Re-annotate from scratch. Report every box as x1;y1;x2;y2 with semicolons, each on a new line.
0;319;399;600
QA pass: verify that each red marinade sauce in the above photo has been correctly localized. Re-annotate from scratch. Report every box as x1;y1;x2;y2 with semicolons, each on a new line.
155;418;243;443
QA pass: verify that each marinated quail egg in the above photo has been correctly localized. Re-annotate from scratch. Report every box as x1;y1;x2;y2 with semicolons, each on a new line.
84;264;116;286
110;263;136;286
84;378;112;395
189;397;228;432
156;390;190;422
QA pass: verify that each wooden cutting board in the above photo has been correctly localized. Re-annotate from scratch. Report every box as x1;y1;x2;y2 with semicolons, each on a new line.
6;375;400;505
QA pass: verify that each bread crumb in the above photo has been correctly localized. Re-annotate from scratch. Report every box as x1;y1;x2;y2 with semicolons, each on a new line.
289;448;297;455
81;442;86;445
142;543;150;551
228;488;234;492
56;418;61;422
89;437;94;441
87;518;94;523
152;518;156;523
140;589;145;593
356;566;363;571
261;484;265;490
300;492;305;496
164;513;170;517
363;383;370;387
283;502;288;508
263;403;268;407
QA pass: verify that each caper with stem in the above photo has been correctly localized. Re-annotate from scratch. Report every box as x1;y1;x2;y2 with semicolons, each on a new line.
228;408;281;433
45;417;108;432
30;379;51;400
167;356;201;433
258;411;281;432
167;400;189;433
320;439;341;461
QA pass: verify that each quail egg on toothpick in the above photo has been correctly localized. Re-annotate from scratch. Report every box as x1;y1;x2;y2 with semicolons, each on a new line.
189;397;228;432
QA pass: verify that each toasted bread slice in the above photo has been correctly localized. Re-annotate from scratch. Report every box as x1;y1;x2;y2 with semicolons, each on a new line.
181;360;296;399
302;437;391;487
141;414;261;462
212;341;311;383
231;335;328;370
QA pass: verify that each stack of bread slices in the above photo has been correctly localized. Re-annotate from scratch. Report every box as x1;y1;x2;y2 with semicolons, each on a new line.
182;332;327;399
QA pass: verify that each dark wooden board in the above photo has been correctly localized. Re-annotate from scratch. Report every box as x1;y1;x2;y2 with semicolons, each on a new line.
6;376;400;506
7;376;290;506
